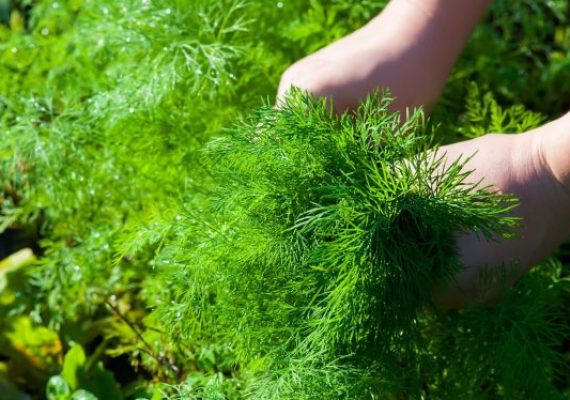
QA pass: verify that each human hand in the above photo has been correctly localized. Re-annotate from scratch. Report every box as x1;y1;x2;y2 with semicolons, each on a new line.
433;119;570;308
277;0;493;113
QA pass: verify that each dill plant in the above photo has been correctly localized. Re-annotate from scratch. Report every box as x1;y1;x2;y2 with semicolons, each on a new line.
152;91;568;399
0;0;568;398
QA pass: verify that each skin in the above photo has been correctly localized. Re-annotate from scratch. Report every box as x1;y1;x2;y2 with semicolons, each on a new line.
277;0;494;113
433;120;570;308
277;0;570;308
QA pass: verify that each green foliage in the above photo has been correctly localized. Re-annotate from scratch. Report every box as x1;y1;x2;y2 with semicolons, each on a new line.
56;344;122;400
438;0;570;118
152;92;567;399
0;0;568;398
456;84;546;138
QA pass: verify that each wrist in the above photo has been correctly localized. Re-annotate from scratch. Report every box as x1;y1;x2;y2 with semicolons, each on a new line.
363;0;493;50
355;0;492;111
526;116;570;252
536;112;570;196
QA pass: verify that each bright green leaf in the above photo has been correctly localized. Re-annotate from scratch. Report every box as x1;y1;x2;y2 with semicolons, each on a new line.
61;345;86;391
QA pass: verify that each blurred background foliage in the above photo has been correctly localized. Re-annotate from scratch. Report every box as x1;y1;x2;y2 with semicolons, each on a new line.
0;0;568;398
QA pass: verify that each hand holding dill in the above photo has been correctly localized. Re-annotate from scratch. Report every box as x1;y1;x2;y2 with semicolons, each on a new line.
278;0;570;308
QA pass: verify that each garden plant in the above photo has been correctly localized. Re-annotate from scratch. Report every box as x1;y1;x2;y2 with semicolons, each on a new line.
0;0;569;399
